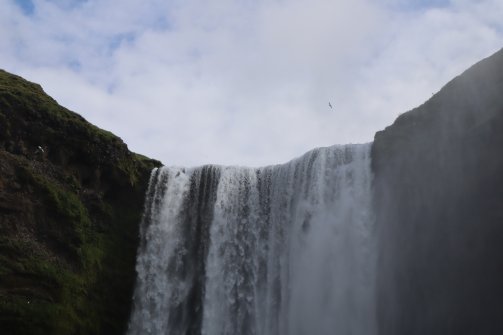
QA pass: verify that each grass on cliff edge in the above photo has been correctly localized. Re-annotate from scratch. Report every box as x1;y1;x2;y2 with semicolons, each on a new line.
0;69;117;143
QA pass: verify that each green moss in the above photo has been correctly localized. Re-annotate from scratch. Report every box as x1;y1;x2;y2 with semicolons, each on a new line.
0;69;162;334
0;69;120;152
0;155;151;334
0;164;106;333
0;235;102;334
1;154;154;335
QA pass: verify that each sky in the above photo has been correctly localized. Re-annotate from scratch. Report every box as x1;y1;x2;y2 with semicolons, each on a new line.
1;0;502;166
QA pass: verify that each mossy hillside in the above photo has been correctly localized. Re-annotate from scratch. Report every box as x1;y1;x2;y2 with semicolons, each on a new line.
0;156;103;334
0;238;100;335
0;70;154;187
0;69;116;144
0;69;162;334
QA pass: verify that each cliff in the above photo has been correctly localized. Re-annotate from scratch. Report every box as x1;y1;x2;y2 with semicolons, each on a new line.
0;70;161;334
373;48;503;334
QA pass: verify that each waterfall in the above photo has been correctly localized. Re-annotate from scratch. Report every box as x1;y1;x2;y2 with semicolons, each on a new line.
127;144;376;335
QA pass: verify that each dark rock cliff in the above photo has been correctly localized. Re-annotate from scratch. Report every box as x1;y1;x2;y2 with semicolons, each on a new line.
373;48;503;334
0;70;161;334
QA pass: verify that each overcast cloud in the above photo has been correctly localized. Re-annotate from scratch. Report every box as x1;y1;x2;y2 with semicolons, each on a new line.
1;0;502;166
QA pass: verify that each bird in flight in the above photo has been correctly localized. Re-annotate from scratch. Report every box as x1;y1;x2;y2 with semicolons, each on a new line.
328;102;333;109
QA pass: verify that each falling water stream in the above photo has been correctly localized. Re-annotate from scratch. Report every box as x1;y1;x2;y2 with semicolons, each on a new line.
127;144;376;335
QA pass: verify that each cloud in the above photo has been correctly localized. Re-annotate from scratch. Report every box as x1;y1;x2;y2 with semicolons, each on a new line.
1;0;502;166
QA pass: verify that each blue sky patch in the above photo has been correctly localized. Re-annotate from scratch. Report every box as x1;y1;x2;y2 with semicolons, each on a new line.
14;0;35;15
108;33;136;54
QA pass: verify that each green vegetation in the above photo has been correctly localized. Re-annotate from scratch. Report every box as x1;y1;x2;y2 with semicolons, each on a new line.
0;69;162;334
0;235;100;335
0;70;117;143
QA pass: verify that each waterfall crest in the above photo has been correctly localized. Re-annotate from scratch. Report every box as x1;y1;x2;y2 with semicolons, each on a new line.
127;144;376;335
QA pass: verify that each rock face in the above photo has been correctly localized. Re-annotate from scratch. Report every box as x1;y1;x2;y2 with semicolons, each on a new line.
373;49;503;334
0;70;161;334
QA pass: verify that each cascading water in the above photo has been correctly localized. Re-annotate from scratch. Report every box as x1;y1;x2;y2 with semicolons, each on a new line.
127;144;376;335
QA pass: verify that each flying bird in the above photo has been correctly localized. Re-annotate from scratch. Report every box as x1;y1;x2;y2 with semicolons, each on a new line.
328;102;333;109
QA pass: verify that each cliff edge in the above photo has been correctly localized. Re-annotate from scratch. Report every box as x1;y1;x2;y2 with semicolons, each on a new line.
0;70;161;334
373;48;503;334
